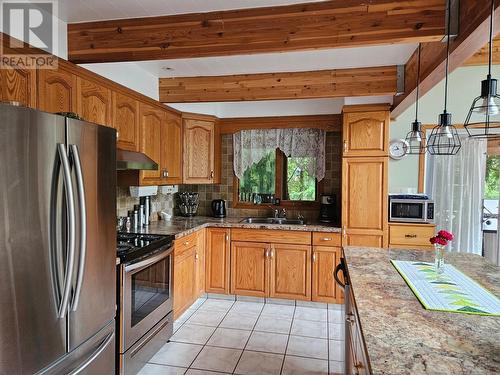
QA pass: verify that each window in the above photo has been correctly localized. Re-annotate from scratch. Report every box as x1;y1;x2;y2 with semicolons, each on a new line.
485;155;500;199
236;149;319;207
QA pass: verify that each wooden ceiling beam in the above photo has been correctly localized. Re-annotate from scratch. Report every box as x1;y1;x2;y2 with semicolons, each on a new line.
391;0;500;119
463;36;500;66
68;0;445;64
159;66;397;102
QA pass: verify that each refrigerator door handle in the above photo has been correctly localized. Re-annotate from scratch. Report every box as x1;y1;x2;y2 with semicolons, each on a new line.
70;144;87;311
68;331;114;375
57;143;77;319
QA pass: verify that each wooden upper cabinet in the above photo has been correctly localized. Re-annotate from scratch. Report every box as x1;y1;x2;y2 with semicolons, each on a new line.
37;64;77;113
342;156;388;247
312;246;342;303
76;77;112;127
230;241;269;297
0;52;36;107
113;92;139;151
162;110;183;184
269;244;311;301
139;103;164;184
342;107;390;157
183;117;215;184
205;228;231;294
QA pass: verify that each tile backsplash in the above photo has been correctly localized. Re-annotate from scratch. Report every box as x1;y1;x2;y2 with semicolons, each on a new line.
179;132;342;221
116;187;175;221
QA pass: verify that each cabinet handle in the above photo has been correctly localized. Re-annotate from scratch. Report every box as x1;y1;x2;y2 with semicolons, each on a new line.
321;237;332;241
405;234;417;238
312;252;317;262
116;131;120;139
270;249;274;258
195;253;199;260
162;169;168;178
210;170;214;179
225;234;229;242
343;140;348;152
265;249;270;258
342;227;347;237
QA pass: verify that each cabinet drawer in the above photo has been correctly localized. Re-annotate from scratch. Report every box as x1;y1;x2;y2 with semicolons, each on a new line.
389;224;435;247
175;231;200;256
231;229;311;245
312;232;341;247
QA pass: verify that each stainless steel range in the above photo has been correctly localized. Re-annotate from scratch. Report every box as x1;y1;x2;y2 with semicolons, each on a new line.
116;232;175;375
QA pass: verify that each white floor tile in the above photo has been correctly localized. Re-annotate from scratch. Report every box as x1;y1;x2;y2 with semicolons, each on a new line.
291;319;328;339
186;309;227;327
219;312;258;330
237;295;265;303
282;355;328;375
235;351;284;375
254;316;292;334
329;340;344;362
171;324;216;345
206;327;251;349
185;370;230;375
137;363;186;375
286;335;328;360
149;342;202;367
296;301;327;309
328;309;345;323
229;301;264;315
176;308;197;324
260;304;295;319
191;346;242;373
191;297;208;309
245;331;289;354
328;323;345;340
329;360;345;374
294;306;328;322
265;298;295;306
197;299;234;312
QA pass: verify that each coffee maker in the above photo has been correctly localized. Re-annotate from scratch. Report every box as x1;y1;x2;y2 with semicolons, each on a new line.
319;194;337;223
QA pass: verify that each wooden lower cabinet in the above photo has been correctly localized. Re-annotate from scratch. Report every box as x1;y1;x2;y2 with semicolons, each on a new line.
230;241;269;297
270;244;311;300
205;228;231;294
389;223;435;250
195;229;206;296
344;231;387;248
312;246;342;303
173;245;197;319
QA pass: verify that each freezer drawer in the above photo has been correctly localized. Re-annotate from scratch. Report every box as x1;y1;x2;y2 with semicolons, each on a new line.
39;320;115;375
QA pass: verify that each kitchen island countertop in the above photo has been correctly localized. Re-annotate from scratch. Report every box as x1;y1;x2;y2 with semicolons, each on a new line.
343;246;500;375
136;216;341;239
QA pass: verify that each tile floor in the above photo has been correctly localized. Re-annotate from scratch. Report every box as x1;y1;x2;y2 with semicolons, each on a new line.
138;297;345;375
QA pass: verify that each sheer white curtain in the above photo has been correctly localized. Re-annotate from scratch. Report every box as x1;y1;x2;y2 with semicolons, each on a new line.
427;137;487;254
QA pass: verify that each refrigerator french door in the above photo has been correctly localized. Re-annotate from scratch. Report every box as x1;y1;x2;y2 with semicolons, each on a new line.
0;104;116;375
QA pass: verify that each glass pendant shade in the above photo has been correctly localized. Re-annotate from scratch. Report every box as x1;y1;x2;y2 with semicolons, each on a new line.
464;76;500;138
427;112;461;155
404;121;426;154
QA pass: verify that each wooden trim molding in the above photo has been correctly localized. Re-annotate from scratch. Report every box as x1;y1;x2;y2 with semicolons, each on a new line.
159;67;398;102
68;1;445;63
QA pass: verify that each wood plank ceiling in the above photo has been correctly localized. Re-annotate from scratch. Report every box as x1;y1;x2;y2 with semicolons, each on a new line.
67;0;445;64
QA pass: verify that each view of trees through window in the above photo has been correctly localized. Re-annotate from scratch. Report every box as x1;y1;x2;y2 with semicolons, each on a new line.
239;150;317;202
485;155;500;199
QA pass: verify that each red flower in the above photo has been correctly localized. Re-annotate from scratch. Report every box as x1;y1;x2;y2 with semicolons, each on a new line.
438;230;454;241
435;237;448;246
429;236;437;244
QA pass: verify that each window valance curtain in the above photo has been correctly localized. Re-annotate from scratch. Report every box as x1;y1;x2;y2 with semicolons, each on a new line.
233;128;326;181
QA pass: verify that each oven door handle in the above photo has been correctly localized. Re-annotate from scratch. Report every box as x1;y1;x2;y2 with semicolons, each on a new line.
124;246;173;273
334;262;346;292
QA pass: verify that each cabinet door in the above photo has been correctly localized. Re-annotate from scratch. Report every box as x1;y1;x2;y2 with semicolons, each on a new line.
76;77;112;127
342;157;388;247
230;241;269;297
173;246;197;318
269;244;311;301
343;111;389;157
183;118;215;184
195;229;206;297
205;228;231;294
0;60;36;107
344;233;386;248
139;103;164;184
113;92;139;151
312;246;342;303
162;111;183;184
38;65;77;113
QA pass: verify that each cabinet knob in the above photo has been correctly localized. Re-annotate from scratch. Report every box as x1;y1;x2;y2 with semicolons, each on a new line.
343;140;348;152
225;234;229;242
312;252;317;262
210;170;214;179
265;249;270;258
270;249;274;258
195;253;199;260
162;169;169;178
184;241;189;246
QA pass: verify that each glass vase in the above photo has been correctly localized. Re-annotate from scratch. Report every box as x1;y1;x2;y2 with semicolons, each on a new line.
434;244;445;274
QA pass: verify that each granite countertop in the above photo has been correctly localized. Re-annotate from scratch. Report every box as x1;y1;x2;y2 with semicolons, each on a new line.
343;247;500;375
138;216;341;239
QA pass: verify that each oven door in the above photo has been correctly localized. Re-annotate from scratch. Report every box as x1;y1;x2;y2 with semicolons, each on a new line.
121;246;173;352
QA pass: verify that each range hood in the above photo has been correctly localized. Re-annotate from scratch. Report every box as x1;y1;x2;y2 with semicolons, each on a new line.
116;149;158;170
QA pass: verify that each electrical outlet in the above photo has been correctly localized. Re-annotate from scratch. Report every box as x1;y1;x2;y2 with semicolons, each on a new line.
159;185;178;194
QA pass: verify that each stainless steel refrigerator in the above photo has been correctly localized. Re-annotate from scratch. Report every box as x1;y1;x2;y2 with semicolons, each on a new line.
0;103;116;375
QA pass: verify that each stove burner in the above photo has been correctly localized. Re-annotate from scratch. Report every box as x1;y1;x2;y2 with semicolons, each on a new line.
116;232;174;263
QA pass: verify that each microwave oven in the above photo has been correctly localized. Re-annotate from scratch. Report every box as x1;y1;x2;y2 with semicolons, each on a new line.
389;198;434;223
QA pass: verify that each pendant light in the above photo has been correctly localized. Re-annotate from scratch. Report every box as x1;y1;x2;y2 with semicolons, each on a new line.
427;0;461;156
404;43;426;154
464;0;500;138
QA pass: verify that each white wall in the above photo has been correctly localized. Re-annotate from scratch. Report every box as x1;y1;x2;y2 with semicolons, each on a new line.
389;65;500;193
80;62;160;100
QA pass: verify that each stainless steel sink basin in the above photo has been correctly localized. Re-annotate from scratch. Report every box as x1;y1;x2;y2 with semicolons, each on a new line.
240;217;306;225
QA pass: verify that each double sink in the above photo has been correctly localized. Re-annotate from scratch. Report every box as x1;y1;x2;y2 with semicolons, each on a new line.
240;217;306;225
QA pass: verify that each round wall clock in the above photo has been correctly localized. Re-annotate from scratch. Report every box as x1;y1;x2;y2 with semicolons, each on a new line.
389;139;409;160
